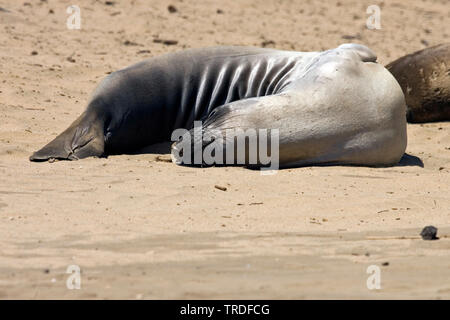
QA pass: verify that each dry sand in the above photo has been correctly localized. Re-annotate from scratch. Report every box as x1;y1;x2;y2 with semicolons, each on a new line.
0;0;449;299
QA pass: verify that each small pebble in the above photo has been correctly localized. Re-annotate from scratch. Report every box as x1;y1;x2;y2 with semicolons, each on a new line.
153;39;178;46
123;40;138;46
167;5;177;13
420;225;438;240
155;155;172;163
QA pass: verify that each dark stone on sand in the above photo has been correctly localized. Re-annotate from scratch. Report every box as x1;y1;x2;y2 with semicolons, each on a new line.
168;5;177;13
420;225;438;240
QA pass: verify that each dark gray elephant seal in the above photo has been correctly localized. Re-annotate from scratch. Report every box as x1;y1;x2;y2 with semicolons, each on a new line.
386;43;450;123
30;44;407;167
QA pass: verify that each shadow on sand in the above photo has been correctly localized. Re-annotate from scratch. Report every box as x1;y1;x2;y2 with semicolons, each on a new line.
129;142;424;169
397;153;424;168
132;142;173;155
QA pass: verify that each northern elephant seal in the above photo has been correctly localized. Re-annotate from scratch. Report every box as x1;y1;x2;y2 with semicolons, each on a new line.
386;43;450;123
30;44;407;168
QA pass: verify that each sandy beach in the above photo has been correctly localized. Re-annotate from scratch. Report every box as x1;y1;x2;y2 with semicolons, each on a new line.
0;0;449;299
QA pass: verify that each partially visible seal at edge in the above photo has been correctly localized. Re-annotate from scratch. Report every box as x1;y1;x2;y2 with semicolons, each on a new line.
386;43;450;123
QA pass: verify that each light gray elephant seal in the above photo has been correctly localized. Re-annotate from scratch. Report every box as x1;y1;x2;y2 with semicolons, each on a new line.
30;44;407;167
386;43;450;123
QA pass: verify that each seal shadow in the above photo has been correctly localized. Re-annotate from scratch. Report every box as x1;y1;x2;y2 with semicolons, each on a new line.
246;152;424;170
132;142;172;155
126;142;424;169
396;153;424;168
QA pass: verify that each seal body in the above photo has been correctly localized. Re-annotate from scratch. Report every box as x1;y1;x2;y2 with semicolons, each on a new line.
386;43;450;123
30;44;407;167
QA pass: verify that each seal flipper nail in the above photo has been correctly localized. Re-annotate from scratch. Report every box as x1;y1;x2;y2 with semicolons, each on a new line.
29;110;105;161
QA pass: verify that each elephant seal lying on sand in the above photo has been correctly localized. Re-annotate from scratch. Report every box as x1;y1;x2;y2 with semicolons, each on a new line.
30;44;407;168
387;43;450;123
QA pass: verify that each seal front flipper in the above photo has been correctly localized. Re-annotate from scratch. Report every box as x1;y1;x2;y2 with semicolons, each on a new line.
29;111;105;162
